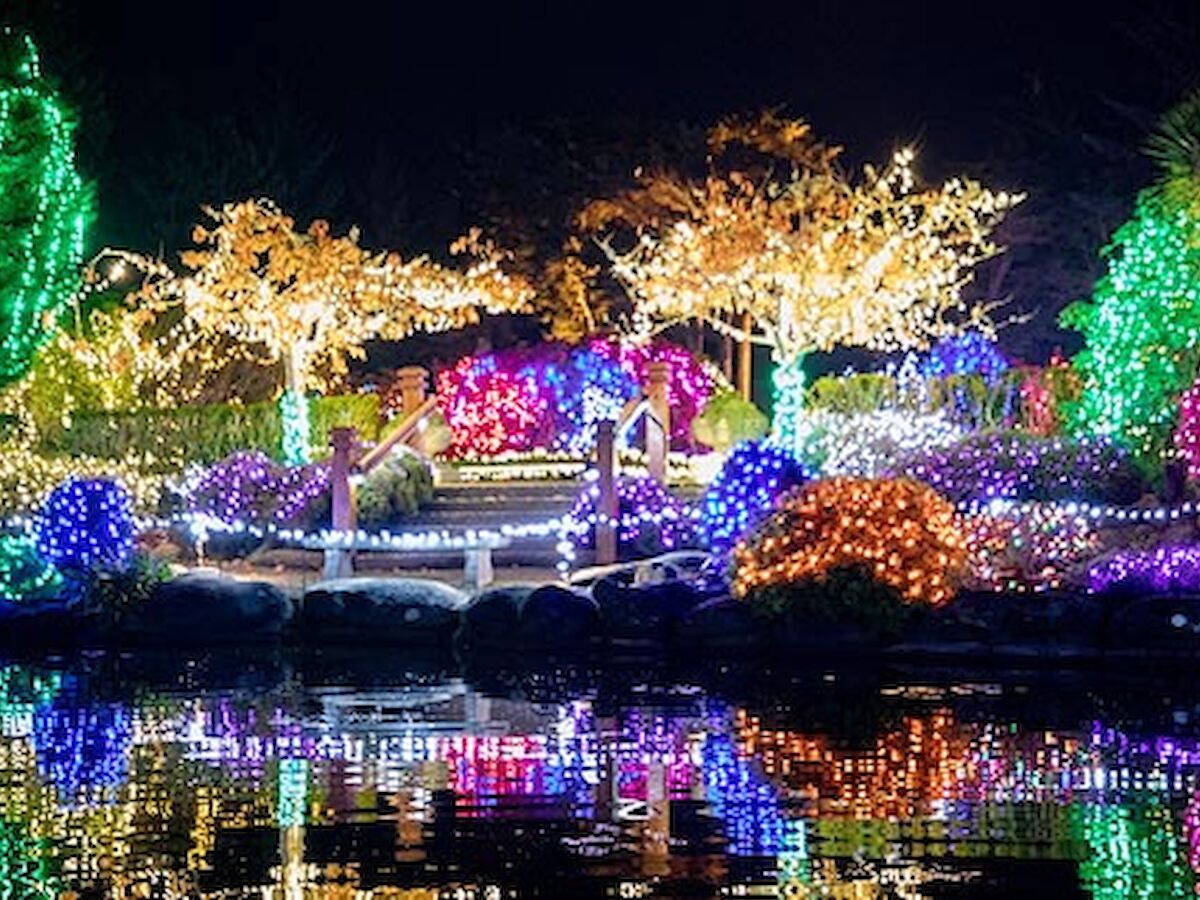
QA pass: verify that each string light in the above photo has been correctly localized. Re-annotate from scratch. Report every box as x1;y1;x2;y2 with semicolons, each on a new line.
731;477;967;606
964;504;1098;593
1063;189;1200;460
590;339;713;450
1088;545;1200;595
918;331;1009;380
0;29;90;385
89;199;533;461
1173;378;1200;480
279;391;312;466
700;440;809;558
599;117;1019;452
560;473;698;558
178;451;330;528
436;351;554;458
435;339;712;459
891;432;1143;505
0;443;164;520
0;534;61;604
32;478;134;573
801;408;964;477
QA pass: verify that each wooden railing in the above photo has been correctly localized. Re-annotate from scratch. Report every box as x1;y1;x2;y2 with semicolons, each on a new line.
319;359;676;574
323;367;438;578
593;359;673;565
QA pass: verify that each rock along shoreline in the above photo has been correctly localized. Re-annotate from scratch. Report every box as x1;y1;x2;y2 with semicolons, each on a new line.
4;564;1200;666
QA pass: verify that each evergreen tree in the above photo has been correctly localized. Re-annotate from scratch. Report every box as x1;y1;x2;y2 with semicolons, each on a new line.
1064;90;1200;460
0;28;91;384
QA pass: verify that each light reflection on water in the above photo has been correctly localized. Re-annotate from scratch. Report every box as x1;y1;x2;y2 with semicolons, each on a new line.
0;657;1198;897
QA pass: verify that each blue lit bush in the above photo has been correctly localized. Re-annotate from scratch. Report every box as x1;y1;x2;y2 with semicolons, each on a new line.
919;331;1009;380
701;441;809;557
33;477;134;574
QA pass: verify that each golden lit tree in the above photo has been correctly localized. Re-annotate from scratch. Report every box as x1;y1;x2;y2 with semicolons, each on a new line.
109;198;531;462
587;113;1020;454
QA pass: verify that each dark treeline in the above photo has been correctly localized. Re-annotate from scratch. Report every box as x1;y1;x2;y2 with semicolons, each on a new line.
7;0;1200;361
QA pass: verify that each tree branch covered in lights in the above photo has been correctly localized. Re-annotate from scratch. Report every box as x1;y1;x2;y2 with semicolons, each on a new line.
95;199;533;462
584;112;1020;453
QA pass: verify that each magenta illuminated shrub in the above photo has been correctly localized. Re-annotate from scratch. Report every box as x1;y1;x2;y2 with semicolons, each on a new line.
434;339;712;459
590;338;713;451
435;349;558;458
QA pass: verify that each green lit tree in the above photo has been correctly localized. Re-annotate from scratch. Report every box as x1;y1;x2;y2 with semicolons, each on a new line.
1063;91;1200;461
0;28;91;384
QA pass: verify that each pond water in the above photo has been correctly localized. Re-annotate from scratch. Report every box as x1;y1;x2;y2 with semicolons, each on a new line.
2;650;1199;898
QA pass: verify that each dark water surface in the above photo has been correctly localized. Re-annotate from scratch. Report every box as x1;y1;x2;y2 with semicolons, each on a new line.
2;649;1198;898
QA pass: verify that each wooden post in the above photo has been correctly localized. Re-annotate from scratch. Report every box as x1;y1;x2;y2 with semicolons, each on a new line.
737;311;753;401
395;365;430;455
646;361;670;485
396;366;430;415
596;420;617;565
324;427;358;580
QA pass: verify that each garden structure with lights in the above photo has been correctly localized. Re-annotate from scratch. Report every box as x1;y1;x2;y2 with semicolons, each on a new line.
6;48;1200;664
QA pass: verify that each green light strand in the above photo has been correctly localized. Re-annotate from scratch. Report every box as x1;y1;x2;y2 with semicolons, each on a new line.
0;30;91;385
771;353;808;460
279;389;312;465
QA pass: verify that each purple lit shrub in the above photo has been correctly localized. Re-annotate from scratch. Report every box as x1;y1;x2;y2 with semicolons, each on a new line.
184;451;329;528
890;431;1145;505
1088;546;1200;595
565;474;698;560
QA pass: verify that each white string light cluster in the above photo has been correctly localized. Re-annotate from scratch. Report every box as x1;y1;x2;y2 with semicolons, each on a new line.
956;497;1200;525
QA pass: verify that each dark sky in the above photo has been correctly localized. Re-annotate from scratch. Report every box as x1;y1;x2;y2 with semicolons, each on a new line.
83;1;1171;137
15;0;1200;360
58;0;1194;237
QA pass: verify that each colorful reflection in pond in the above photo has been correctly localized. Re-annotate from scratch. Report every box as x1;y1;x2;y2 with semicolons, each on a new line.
1;658;1199;897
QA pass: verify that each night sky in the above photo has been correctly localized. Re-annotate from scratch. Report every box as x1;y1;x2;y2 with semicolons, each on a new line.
13;0;1200;361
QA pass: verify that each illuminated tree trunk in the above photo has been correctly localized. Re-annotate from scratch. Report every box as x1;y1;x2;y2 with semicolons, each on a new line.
280;346;311;465
771;352;808;460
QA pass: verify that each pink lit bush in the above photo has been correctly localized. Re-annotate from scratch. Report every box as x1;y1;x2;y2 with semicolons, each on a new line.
435;340;713;459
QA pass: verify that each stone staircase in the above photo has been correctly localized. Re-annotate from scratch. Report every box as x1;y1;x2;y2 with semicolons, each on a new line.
359;480;582;572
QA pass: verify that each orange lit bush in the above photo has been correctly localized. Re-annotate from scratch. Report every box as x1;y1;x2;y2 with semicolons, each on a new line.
731;476;967;606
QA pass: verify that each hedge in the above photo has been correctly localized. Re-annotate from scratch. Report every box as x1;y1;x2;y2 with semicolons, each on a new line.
39;394;380;468
805;369;1077;431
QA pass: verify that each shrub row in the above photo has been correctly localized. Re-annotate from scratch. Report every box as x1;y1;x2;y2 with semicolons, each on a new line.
39;394;380;468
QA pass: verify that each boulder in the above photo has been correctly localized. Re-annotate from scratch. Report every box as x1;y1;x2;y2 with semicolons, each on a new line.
301;577;468;643
594;575;707;641
518;585;599;647
0;599;86;645
676;595;765;650
457;584;537;648
889;590;1106;661
1101;594;1200;659
122;573;293;641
